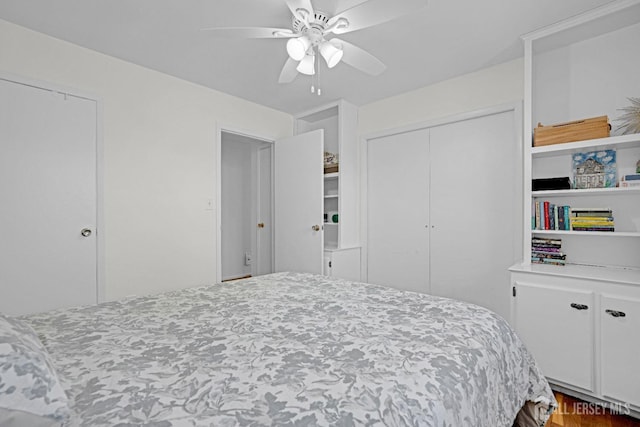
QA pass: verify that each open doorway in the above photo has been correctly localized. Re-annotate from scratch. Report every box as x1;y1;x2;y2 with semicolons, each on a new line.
221;131;273;281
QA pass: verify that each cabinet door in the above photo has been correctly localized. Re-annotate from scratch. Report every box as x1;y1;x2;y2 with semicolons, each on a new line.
514;281;594;391
600;294;640;408
366;129;430;293
274;130;324;274
326;248;361;282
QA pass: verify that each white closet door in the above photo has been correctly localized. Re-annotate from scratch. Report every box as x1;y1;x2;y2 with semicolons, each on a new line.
367;129;429;293
429;110;518;319
0;78;98;315
274;130;324;274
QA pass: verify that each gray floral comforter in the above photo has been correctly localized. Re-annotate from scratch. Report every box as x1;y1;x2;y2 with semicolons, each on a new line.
23;272;554;426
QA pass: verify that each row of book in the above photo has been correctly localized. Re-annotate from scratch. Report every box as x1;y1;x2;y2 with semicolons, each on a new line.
532;201;615;232
531;237;565;265
570;208;615;231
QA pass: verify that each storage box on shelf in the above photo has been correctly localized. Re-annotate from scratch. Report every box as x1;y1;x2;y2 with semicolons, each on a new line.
533;116;610;147
511;0;640;416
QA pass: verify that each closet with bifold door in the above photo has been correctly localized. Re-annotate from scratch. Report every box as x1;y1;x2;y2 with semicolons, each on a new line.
365;106;521;320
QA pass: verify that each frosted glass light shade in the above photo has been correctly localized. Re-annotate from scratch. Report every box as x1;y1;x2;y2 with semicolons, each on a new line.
286;36;311;61
320;40;343;68
296;54;315;75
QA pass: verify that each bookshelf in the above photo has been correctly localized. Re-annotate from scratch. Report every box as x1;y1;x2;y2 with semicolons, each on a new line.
510;0;640;414
295;101;358;251
529;133;640;265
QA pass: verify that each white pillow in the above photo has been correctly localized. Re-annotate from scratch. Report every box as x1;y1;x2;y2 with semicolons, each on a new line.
0;314;69;426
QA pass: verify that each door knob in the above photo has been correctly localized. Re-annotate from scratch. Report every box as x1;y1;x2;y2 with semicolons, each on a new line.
81;228;92;237
257;223;265;228
311;225;320;231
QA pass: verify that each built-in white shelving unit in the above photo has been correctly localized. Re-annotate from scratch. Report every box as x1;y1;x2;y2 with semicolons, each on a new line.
294;100;361;281
510;0;640;415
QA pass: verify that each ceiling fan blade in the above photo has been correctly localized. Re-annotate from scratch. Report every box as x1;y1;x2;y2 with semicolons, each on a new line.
200;27;297;39
327;0;427;34
278;58;299;83
333;38;386;76
285;0;315;24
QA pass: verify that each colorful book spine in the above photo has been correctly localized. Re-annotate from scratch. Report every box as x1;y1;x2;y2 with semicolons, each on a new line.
531;236;566;266
543;201;550;230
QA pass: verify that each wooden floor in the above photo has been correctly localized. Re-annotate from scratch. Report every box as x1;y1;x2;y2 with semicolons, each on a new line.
546;392;640;427
221;275;252;282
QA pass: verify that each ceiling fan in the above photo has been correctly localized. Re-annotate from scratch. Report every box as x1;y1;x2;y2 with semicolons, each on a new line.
202;0;428;84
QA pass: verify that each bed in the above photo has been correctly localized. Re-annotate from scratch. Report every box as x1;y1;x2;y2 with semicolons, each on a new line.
1;272;555;426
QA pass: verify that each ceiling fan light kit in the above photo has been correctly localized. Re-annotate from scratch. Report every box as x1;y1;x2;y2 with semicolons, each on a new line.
319;40;343;69
203;0;428;88
296;54;316;75
286;36;311;61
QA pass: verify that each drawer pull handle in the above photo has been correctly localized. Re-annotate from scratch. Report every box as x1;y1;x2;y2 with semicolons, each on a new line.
570;303;588;310
605;309;626;318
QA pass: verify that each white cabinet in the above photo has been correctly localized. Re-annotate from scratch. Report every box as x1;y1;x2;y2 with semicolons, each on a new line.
600;294;640;408
511;2;640;410
294;100;360;279
513;281;595;392
510;266;640;411
324;247;361;282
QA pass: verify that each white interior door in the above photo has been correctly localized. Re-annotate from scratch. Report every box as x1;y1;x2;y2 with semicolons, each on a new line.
274;130;324;274
0;78;98;315
367;129;430;293
256;145;273;276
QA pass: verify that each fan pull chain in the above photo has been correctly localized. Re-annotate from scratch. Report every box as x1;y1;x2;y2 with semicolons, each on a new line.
317;50;321;96
310;47;317;94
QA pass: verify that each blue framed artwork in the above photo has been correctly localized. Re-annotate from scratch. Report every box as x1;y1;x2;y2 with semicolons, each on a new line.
572;149;617;189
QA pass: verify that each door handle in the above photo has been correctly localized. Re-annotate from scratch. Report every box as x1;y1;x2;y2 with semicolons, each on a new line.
570;303;588;310
257;223;265;228
311;225;320;231
81;228;92;237
605;309;626;318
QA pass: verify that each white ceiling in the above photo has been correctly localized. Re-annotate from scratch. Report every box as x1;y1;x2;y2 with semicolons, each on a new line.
0;0;614;114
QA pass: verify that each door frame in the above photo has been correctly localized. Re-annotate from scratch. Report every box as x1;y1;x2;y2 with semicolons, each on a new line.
0;71;105;304
359;101;523;284
216;125;275;283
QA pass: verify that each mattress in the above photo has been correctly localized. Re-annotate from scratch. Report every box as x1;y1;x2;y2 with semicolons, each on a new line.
22;272;555;426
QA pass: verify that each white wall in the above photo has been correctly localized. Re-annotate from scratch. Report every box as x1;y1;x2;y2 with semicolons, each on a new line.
358;59;524;135
0;19;292;301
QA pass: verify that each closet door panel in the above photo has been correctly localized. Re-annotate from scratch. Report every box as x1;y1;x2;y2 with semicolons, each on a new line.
429;110;518;319
367;129;429;293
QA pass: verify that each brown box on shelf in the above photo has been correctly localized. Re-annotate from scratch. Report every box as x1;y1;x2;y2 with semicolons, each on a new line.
324;164;339;174
533;115;610;147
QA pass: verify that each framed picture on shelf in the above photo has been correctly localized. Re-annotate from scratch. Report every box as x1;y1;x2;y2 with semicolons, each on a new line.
572;149;616;189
